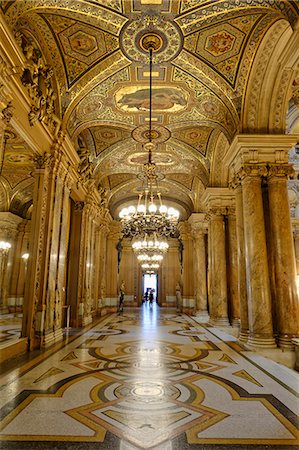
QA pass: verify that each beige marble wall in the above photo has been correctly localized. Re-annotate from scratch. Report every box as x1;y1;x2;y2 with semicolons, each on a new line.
160;241;181;307
240;165;276;348
267;164;299;348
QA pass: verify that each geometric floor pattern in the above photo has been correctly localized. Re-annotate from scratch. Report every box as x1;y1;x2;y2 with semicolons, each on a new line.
0;314;22;345
0;305;298;449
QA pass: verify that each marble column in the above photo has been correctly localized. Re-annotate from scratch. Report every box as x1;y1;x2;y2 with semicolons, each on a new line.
178;222;195;313
227;208;240;327
22;153;55;349
192;229;209;321
267;164;299;348
241;165;276;348
208;209;229;326
234;183;249;342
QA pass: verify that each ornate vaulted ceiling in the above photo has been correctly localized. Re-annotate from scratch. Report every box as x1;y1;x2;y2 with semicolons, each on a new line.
1;0;298;219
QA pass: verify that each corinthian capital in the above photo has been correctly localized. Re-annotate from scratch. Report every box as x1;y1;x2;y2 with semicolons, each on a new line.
238;163;268;179
33;153;53;170
267;164;294;179
209;207;227;217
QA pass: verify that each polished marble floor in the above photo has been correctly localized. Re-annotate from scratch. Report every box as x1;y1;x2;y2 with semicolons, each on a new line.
0;313;22;345
0;305;298;450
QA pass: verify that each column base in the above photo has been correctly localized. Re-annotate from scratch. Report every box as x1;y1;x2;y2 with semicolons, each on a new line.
238;330;249;343
247;335;277;349
42;328;63;348
278;334;299;350
195;310;210;323
82;315;92;326
232;318;240;328
209;317;230;327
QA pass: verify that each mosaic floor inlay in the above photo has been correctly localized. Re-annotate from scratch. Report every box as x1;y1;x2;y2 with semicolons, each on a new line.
0;305;298;450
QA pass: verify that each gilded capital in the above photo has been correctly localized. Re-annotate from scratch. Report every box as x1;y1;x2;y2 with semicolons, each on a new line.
238;164;268;180
209;207;227;217
267;164;295;180
33;153;53;170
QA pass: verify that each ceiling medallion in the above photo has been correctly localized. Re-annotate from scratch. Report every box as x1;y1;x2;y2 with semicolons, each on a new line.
120;16;183;63
132;124;171;144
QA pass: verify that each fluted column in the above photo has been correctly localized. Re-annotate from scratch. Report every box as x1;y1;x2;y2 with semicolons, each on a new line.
208;209;229;326
240;165;276;348
234;183;249;342
267;164;299;348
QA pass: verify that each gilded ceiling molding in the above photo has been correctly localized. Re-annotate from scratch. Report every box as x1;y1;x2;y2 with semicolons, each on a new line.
176;0;299;34
209;132;230;187
66;63;132;135
270;68;295;133
169;137;208;169
0;178;10;211
73;120;135;143
5;0;127;36
63;51;131;129
93;137;134;170
172;51;238;134
242;20;289;132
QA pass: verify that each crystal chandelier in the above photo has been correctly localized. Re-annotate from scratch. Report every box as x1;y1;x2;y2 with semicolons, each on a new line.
119;33;179;249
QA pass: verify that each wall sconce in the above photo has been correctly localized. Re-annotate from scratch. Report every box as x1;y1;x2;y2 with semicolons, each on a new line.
22;253;29;260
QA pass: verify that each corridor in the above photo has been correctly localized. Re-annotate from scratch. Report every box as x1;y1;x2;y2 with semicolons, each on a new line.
0;306;298;450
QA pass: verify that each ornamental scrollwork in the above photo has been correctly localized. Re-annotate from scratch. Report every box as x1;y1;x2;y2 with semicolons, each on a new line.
18;33;58;130
237;164;268;180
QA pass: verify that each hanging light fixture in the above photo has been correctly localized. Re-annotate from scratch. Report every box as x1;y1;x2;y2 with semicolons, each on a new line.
119;33;180;253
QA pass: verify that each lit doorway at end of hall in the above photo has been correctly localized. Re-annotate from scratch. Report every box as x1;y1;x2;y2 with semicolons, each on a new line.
143;273;158;304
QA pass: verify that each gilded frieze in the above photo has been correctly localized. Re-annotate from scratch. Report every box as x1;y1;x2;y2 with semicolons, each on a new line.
5;0;127;36
176;0;299;35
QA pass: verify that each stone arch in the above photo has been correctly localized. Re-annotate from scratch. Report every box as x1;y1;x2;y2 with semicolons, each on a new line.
209;132;230;187
0;179;10;211
242;19;298;133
